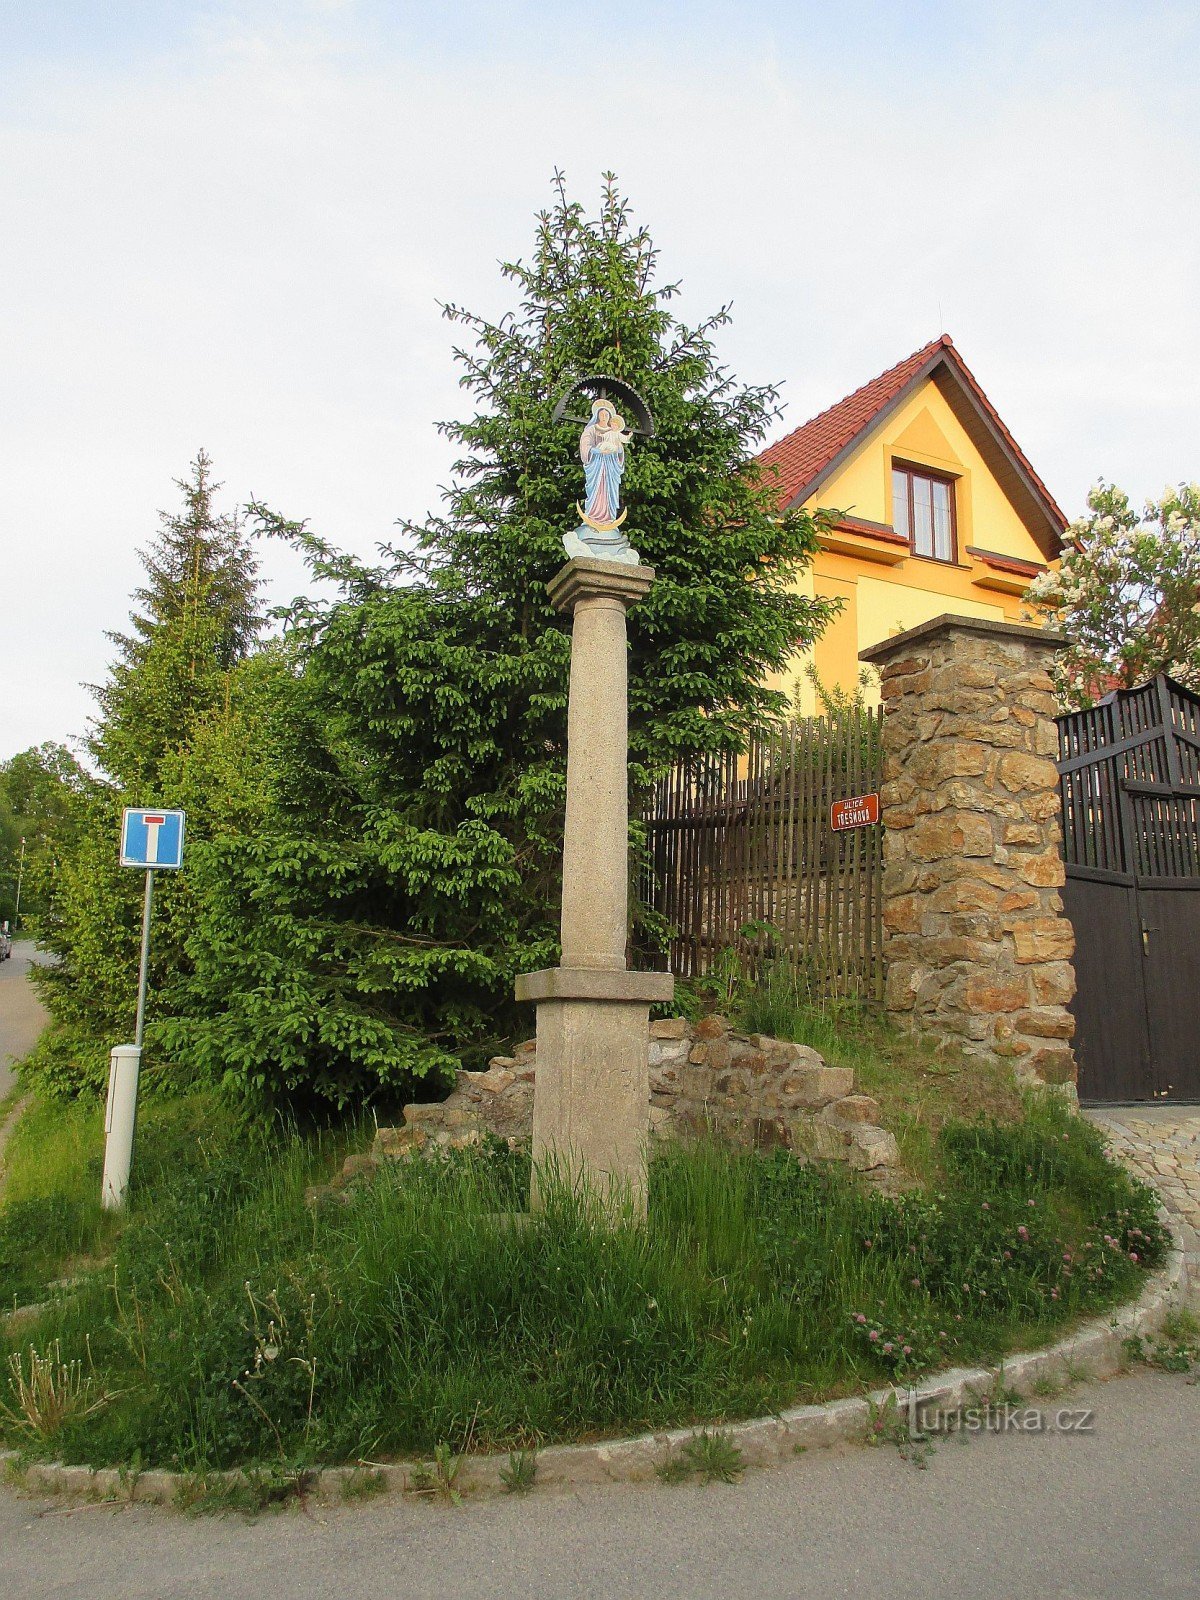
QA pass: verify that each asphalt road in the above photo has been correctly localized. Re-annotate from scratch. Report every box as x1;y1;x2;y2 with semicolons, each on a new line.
1;1364;1197;1600
0;939;47;1099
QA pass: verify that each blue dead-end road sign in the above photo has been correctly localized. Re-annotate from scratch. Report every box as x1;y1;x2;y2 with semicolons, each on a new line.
120;808;185;870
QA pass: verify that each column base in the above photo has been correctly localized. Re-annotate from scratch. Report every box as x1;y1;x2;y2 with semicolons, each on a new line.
516;966;674;1217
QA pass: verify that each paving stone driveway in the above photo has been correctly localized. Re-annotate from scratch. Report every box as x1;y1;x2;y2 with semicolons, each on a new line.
1086;1106;1200;1266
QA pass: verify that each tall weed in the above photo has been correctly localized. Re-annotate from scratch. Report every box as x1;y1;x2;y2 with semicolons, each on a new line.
0;1105;1168;1473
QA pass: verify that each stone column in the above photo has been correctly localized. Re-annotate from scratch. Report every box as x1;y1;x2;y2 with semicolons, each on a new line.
516;558;674;1214
860;615;1076;1090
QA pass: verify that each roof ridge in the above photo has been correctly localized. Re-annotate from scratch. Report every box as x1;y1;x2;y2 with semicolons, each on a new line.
786;335;948;437
754;334;1066;553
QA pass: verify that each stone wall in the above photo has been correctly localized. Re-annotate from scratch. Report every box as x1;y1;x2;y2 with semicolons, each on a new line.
860;614;1076;1088
354;1016;899;1186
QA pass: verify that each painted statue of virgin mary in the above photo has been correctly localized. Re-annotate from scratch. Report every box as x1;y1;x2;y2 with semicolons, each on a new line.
562;398;641;564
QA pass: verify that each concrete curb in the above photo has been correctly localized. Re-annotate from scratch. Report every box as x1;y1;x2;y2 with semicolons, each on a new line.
1;1236;1187;1509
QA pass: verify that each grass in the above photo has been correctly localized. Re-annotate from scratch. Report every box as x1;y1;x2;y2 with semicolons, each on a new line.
1122;1308;1200;1374
657;1430;744;1485
723;957;1024;1179
408;1440;468;1505
499;1447;538;1494
0;1093;261;1311
341;1465;388;1501
171;1465;315;1516
0;1339;109;1438
0;1088;1169;1476
0;1080;25;1121
0;1097;117;1308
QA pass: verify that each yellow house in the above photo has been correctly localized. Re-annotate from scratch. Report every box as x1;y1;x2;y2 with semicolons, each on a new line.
757;335;1068;711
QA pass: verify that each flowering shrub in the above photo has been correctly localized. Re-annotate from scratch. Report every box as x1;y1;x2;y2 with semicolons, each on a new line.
1026;480;1200;706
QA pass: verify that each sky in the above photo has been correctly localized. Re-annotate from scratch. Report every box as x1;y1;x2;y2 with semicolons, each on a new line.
2;0;1198;758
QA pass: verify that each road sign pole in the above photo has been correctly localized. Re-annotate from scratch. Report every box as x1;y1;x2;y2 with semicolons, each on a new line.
134;868;154;1050
103;869;155;1210
106;808;184;1210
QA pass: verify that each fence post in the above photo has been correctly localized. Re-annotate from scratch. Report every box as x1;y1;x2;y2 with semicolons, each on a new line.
860;614;1076;1091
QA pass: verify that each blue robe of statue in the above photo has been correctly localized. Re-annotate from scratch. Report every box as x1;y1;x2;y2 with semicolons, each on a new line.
583;439;624;526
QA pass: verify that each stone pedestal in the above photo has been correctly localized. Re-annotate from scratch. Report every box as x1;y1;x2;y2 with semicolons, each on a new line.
516;558;673;1214
860;614;1076;1089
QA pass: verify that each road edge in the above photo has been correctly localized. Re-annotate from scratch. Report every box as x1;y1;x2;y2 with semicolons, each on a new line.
1;1229;1187;1508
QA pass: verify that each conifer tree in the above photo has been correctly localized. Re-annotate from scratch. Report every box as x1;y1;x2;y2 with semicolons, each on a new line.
91;450;260;790
27;456;263;1095
169;176;838;1110
414;174;835;760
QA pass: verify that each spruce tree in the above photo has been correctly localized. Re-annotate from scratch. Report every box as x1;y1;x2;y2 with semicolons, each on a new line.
168;177;837;1110
418;174;834;760
91;450;261;791
27;456;263;1095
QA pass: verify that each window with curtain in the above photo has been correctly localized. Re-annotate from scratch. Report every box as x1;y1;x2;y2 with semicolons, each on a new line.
891;464;956;562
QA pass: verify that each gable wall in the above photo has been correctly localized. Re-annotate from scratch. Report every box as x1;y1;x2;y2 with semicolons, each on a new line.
780;377;1058;713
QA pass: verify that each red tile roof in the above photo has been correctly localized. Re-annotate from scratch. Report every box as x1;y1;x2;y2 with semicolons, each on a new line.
755;335;1068;552
758;337;949;509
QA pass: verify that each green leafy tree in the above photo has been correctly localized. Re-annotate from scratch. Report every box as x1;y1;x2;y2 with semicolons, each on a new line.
0;743;91;924
26;455;262;1096
1027;481;1200;706
0;788;20;924
166;175;837;1110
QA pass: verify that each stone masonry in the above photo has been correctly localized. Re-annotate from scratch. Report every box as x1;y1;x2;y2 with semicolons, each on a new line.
322;1017;900;1195
861;614;1076;1089
516;558;673;1217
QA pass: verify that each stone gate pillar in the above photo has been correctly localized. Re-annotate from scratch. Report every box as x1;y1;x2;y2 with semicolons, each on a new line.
516;558;673;1214
860;615;1076;1090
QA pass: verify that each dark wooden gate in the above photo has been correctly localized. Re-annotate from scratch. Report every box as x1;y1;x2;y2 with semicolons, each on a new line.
1057;676;1200;1102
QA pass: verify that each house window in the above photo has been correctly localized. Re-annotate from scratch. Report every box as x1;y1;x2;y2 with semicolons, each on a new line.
891;464;956;562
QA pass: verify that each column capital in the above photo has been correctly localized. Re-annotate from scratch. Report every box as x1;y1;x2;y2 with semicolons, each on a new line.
547;558;656;615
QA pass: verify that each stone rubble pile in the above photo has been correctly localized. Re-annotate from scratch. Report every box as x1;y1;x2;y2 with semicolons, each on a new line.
314;1016;900;1201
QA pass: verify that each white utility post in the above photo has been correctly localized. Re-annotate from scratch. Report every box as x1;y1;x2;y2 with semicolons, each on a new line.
102;808;185;1210
13;835;26;925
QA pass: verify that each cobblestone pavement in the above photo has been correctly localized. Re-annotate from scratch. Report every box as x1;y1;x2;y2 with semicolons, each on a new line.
1086;1106;1200;1264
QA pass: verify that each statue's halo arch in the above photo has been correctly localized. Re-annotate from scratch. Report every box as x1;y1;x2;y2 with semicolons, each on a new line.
551;375;655;438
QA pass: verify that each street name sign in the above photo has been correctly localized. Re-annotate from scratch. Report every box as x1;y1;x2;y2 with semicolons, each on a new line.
120;808;186;870
830;793;880;832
